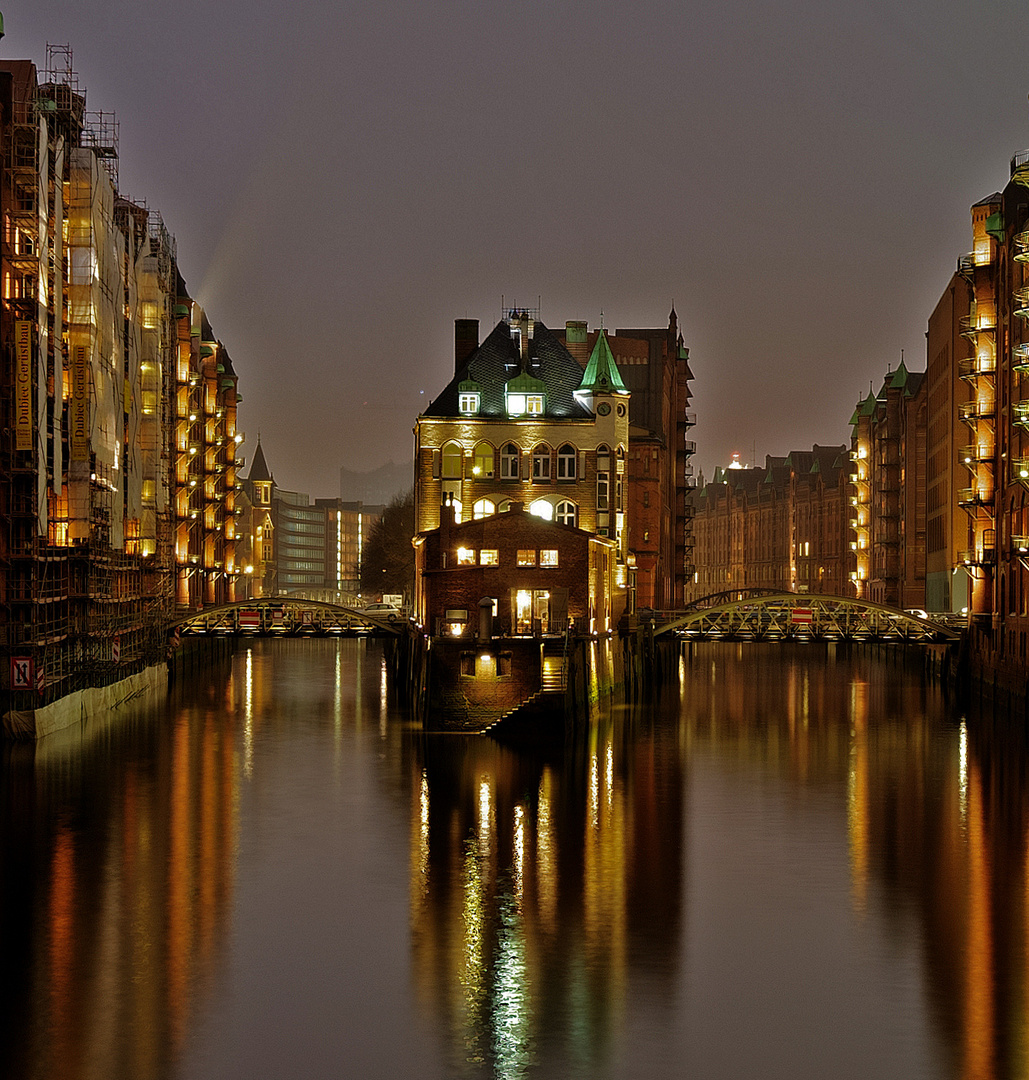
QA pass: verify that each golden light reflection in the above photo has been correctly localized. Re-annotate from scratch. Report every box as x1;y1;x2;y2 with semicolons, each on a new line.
536;770;557;934
958;720;968;827
461;840;487;1063
963;761;994;1079
380;655;388;737
847;678;869;915
513;804;525;905
243;648;254;779
479;777;493;862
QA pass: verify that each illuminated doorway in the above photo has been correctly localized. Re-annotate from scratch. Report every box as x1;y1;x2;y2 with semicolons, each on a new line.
514;589;550;634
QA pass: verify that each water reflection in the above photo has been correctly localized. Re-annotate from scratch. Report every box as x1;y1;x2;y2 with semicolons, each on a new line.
3;639;1029;1078
409;695;685;1078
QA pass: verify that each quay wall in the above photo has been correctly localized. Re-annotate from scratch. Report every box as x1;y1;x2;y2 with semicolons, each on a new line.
3;634;235;742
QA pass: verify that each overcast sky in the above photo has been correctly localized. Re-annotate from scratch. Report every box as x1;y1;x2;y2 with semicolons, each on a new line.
9;1;1029;494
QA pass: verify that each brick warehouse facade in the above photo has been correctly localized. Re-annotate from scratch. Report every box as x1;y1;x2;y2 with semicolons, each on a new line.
414;502;619;637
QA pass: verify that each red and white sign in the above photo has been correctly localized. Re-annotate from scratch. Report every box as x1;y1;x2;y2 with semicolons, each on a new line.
239;609;261;631
112;635;121;663
36;663;44;695
791;607;813;624
11;656;32;688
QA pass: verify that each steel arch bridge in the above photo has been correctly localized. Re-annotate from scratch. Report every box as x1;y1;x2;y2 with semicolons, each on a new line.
171;598;406;637
652;591;961;643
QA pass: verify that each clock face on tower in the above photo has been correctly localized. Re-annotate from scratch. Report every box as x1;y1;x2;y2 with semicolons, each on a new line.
597;402;611;416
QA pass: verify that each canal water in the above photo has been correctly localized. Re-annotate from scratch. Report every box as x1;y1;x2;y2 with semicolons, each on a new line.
1;638;1026;1080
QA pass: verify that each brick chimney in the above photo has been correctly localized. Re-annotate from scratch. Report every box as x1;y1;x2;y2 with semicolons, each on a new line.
565;320;588;368
455;319;478;373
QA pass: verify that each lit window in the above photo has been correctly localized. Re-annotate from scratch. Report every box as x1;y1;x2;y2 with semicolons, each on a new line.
442;442;462;478
501;443;520;479
557;444;576;479
472;499;495;519
556;501;577;526
517;550;536;566
540;549;558;567
597;471;610;510
457;547;475;565
459;392;480;414
526;394;544;414
529;499;553;520
507;393;526;416
473;442;494;477
480;549;499;565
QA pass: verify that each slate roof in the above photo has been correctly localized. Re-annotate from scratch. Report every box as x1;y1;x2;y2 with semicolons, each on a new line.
422;319;594;421
247;438;274;483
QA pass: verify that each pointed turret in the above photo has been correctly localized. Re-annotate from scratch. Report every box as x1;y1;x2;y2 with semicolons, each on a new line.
577;331;628;397
247;436;274;483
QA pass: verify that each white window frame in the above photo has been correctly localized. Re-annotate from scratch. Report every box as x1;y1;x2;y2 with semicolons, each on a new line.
557;444;576;479
500;443;520;479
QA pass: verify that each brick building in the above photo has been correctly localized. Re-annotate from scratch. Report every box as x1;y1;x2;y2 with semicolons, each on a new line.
849;363;926;608
414;309;631;612
414;501;618;638
690;446;848;598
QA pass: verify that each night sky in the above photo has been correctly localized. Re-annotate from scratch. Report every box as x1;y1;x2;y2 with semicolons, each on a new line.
10;1;1029;495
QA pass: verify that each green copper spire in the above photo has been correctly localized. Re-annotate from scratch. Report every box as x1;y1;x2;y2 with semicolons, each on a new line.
578;331;627;394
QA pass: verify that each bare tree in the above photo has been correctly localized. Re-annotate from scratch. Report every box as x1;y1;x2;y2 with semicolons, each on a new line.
360;488;415;601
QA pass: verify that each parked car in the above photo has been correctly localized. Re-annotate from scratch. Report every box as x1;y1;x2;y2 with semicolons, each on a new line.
359;602;401;621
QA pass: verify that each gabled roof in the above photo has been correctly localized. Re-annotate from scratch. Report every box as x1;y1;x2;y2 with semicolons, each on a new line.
578;331;628;394
422;319;594;420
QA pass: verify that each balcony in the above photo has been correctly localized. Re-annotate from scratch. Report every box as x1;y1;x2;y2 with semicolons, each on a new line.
959;547;995;566
958;487;994;508
1012;149;1029;186
960;312;995;339
960;444;993;464
1014;402;1029;427
957;252;976;280
1015;231;1029;263
1015;287;1029;320
958;398;995;421
1013;459;1029;483
959;355;996;379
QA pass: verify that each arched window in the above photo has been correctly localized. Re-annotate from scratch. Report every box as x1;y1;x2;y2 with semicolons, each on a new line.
450;498;463;524
472;499;495;520
532;443;551;480
596;443;610;511
529;499;554;521
500;443;520;479
557;444;576;479
473;442;494;478
442;442;462;479
556;500;577;526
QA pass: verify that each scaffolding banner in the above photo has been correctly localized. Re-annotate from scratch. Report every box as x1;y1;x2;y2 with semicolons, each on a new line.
15;321;32;451
70;343;88;462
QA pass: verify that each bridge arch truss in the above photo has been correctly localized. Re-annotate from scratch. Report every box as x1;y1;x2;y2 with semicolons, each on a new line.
172;598;406;637
655;592;960;643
